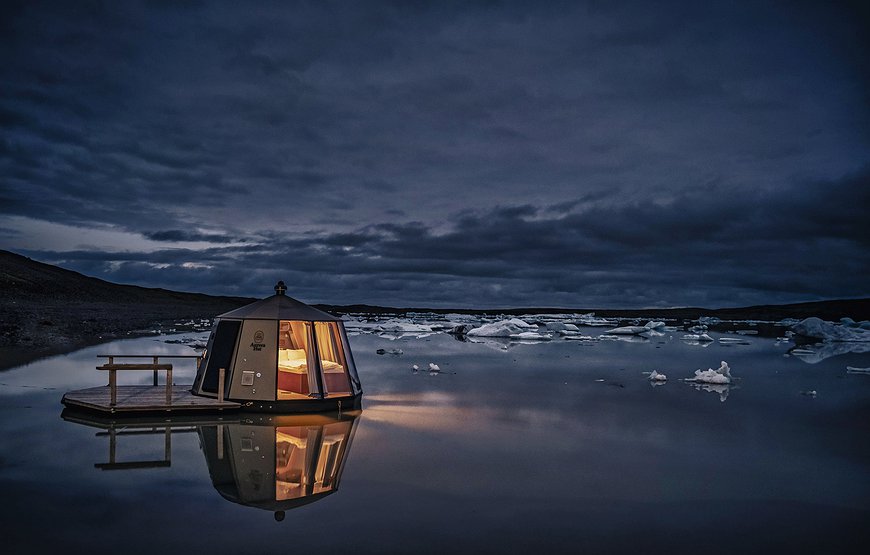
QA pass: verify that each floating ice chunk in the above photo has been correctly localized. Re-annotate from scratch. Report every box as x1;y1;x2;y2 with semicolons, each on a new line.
688;361;732;384
576;315;619;327
563;334;596;341
801;390;817;397
735;330;758;335
600;334;650;343
846;366;870;375
778;318;800;327
648;370;667;382
376;348;404;355
682;333;714;342
509;331;553;341
376;320;435;333
792;317;870;342
688;325;708;333
698;316;721;325
412;364;419;372
428;363;440;372
718;337;750;345
449;324;474;336
467;319;531;337
605;325;650;335
645;321;666;330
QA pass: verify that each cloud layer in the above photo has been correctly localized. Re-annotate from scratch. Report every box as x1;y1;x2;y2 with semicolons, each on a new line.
1;1;868;307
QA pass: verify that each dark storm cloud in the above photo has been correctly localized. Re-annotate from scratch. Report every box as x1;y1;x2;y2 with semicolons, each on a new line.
143;229;243;243
22;167;870;308
2;0;869;306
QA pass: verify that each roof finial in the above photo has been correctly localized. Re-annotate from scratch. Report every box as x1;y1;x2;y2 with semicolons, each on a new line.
274;280;287;296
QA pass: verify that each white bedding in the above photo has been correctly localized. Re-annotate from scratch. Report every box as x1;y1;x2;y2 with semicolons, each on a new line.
279;349;343;373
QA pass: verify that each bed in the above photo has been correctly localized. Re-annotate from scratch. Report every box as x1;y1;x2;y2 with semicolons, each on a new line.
277;349;350;394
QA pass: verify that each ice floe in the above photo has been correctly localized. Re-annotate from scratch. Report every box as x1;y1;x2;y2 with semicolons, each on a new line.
575;314;619;327
509;331;552;341
687;361;733;384
791;317;870;342
563;334;596;341
467;319;533;337
647;370;667;382
605;321;665;335
846;366;870;375
718;337;750;345
681;333;714;342
604;325;649;335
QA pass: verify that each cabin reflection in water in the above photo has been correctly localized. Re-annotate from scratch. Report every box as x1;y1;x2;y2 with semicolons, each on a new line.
200;414;359;517
61;410;360;520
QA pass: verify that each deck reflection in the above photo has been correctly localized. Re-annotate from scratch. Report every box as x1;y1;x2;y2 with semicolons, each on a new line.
61;410;360;520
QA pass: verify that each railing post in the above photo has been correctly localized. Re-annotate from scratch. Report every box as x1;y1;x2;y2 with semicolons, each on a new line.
217;424;224;460
166;365;173;406
218;367;225;403
106;356;113;386
153;356;159;386
109;369;117;406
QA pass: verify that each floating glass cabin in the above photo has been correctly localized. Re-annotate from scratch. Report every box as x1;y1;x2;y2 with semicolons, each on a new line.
192;282;362;412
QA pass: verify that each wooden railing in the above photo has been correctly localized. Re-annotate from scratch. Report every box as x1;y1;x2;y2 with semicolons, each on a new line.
95;355;228;406
96;355;203;407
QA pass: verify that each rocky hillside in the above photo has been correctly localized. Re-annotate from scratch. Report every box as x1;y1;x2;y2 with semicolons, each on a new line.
0;250;253;358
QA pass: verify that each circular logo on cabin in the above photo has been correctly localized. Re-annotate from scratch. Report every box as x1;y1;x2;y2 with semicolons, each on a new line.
253;330;265;343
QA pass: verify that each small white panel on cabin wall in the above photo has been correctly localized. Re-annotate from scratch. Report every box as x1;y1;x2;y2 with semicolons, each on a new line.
229;319;278;401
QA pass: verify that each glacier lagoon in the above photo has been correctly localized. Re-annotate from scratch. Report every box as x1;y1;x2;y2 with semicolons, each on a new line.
1;324;868;554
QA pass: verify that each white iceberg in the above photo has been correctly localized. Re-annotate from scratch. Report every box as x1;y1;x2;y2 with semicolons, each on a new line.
645;321;666;330
718;337;750;345
648;370;667;382
687;361;733;384
846;366;870;375
563;334;596;341
428;363;440;373
509;331;552;341
576;314;619;327
376;319;435;333
467;319;533;337
605;325;649;335
682;333;714;342
792;317;870;342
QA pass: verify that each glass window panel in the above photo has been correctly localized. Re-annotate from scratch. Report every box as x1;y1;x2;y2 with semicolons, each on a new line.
315;322;352;396
277;321;311;398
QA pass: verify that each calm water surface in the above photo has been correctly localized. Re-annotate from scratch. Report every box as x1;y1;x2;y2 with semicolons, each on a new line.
1;331;869;554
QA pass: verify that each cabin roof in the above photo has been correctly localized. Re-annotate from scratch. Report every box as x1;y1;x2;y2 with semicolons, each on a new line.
217;293;342;321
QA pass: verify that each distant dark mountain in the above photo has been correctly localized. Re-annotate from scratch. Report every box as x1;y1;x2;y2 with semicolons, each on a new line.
318;299;870;322
2;249;867;369
0;250;254;362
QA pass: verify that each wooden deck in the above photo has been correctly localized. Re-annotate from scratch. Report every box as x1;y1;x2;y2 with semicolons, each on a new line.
62;385;241;414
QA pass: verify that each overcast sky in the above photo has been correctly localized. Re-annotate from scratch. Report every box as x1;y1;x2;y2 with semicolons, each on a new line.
1;0;868;308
